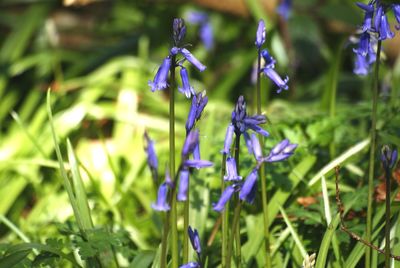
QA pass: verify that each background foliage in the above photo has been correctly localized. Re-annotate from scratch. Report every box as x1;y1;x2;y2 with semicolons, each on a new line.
0;0;400;267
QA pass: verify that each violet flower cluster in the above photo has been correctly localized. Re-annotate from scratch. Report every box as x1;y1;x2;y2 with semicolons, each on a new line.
186;11;214;50
213;96;297;212
353;1;400;75
147;19;213;211
148;18;206;98
256;19;289;93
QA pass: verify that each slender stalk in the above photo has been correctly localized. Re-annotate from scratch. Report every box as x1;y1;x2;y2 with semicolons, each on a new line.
225;134;241;268
169;55;178;268
257;48;272;268
183;188;189;263
221;153;228;268
384;165;391;268
160;211;169;268
233;134;241;267
365;40;381;268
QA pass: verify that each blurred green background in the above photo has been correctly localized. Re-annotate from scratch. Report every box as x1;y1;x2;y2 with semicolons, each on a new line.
0;0;400;267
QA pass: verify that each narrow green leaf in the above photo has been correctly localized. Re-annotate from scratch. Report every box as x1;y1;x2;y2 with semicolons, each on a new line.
279;206;307;258
67;139;94;230
308;139;369;186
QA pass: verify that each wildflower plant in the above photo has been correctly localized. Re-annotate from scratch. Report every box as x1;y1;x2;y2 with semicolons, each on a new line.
350;1;400;266
146;18;211;268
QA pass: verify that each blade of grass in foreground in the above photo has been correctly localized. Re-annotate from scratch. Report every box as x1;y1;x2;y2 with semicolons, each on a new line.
67;139;94;230
279;206;307;259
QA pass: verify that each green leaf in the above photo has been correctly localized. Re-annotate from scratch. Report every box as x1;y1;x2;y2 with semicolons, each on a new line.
0;250;30;268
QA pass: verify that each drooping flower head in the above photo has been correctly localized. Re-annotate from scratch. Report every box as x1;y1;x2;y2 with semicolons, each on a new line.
265;139;297;162
374;4;394;40
178;67;195;98
149;19;206;98
213;185;237;212
144;131;158;173
224;157;242;181
221;124;235;155
261;49;289;93
148;57;172;92
186;91;208;133
239;169;258;203
152;182;171;211
177;168;190;201
352;1;399;75
393;4;400;29
356;2;375;32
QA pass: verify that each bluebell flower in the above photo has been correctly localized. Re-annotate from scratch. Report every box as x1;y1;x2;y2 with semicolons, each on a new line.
173;18;186;46
187;11;208;24
180;48;206;72
200;22;214;50
393;4;400;29
356;2;374;32
354;53;370;75
177;168;190;201
179;262;200;268
277;0;292;20
374;5;394;40
381;145;398;169
188;226;201;255
144;131;158;172
250;133;263;161
262;68;289;93
221;124;234;154
184;159;213;169
178;67;195;98
239;169;258;203
182;129;200;158
224;157;242;181
152;182;170;211
149;19;206;96
231;96;269;154
265;139;297;162
261;49;276;68
255;19;266;48
213;185;236;212
186;92;208;133
260;49;289;93
193;142;201;160
353;32;371;56
148;57;171;92
231;96;269;137
186;11;214;50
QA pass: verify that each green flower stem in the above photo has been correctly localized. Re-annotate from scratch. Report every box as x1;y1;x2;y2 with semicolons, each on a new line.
221;153;228;268
226;134;241;268
183;190;189;263
257;48;272;268
384;165;391;268
365;40;382;268
234;133;241;267
160;211;170;268
169;55;178;268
